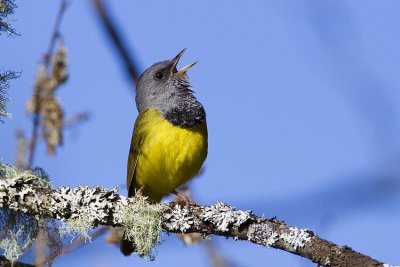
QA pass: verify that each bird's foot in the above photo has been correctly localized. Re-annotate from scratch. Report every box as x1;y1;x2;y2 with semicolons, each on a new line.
133;186;144;202
172;190;191;206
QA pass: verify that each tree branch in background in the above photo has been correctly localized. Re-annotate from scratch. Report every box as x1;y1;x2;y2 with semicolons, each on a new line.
42;1;68;69
26;0;68;169
14;129;27;169
36;226;108;266
63;112;90;129
0;175;393;267
92;0;141;86
204;240;234;267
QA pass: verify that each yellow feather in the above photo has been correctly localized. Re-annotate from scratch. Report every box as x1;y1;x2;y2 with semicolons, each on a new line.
127;108;208;202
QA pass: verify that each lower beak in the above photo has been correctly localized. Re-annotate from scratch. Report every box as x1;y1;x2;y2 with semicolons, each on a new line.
171;49;197;77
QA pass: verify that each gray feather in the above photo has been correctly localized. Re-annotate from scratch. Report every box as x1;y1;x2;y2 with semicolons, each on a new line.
135;59;205;127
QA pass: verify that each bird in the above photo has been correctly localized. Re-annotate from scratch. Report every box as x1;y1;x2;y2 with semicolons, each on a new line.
120;49;208;256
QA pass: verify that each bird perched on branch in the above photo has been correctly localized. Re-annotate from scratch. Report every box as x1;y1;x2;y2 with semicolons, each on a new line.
120;49;208;256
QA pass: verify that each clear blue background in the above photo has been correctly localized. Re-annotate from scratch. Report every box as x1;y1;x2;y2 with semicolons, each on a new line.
2;1;400;266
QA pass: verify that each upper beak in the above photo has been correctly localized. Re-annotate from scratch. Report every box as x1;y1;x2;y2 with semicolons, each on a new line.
171;48;197;77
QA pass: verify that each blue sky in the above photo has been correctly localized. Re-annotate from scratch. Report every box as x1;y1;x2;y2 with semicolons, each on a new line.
2;1;400;266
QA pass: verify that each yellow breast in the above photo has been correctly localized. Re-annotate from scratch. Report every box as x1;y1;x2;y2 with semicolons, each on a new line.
135;109;208;201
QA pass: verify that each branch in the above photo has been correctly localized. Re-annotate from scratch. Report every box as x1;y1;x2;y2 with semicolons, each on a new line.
35;226;107;266
27;0;68;169
0;177;394;267
91;0;140;86
42;0;68;69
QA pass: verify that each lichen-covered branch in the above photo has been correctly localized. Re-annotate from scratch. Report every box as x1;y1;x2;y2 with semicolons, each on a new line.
0;176;395;267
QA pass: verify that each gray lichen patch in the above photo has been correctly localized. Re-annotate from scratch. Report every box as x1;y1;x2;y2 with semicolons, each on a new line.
200;201;252;232
280;227;311;250
248;223;279;247
163;204;194;232
50;185;122;223
121;196;166;258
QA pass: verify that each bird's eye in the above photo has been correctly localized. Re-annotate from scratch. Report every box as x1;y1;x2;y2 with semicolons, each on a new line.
155;72;164;80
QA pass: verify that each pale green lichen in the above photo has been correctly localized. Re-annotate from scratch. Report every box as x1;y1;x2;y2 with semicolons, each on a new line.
121;196;166;258
0;226;34;263
59;214;92;243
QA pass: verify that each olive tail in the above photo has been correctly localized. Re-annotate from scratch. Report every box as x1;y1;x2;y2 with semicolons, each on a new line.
120;230;135;256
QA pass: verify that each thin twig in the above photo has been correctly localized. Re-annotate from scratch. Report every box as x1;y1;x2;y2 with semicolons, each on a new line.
43;1;68;69
92;0;140;85
36;226;108;266
26;112;40;169
15;129;26;170
63;112;90;129
26;0;68;169
205;240;233;267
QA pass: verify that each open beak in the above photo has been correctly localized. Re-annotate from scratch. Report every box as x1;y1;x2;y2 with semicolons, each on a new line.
171;48;197;77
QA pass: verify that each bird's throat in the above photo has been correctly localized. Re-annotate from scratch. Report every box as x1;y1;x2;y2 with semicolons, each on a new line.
163;101;206;128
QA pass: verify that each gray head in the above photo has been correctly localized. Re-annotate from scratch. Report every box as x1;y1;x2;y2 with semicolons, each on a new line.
136;49;206;127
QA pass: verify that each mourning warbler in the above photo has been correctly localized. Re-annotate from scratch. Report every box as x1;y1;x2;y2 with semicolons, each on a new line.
120;49;207;256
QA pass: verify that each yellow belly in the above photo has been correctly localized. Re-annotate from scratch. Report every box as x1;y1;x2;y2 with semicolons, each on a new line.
135;109;208;201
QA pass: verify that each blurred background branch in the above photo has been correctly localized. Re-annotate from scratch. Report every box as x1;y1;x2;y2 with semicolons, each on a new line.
35;226;108;266
26;0;69;169
63;112;90;129
92;0;140;87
